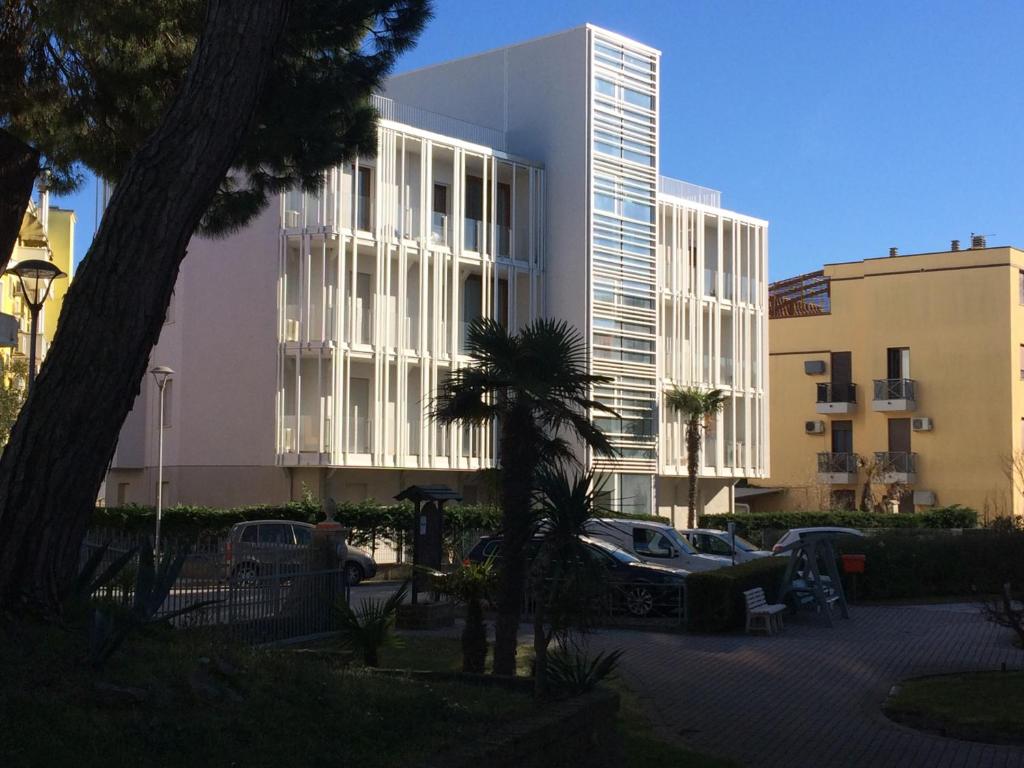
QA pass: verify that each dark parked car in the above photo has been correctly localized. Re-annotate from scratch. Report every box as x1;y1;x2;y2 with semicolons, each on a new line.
226;520;377;585
466;533;687;617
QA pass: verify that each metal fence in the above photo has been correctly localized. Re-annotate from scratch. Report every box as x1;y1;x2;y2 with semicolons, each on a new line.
81;536;346;645
520;580;686;630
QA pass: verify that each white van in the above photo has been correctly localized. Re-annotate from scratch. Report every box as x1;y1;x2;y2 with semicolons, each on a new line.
583;518;731;573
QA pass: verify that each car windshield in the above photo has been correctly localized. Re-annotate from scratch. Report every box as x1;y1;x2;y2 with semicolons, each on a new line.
582;535;642;564
662;528;698;555
731;534;760;552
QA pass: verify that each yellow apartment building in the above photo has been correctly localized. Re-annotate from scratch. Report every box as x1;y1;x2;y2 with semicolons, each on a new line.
3;194;75;375
759;238;1024;520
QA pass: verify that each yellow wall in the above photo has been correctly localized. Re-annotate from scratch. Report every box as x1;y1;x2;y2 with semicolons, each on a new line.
41;208;74;343
765;246;1023;520
2;203;75;370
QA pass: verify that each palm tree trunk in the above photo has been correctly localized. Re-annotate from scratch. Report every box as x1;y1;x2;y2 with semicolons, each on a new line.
0;129;39;275
493;413;535;676
686;418;701;528
0;0;291;610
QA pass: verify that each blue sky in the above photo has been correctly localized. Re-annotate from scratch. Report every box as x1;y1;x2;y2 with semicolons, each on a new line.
55;0;1024;280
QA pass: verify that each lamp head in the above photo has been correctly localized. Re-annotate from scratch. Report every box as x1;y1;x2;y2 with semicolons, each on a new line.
5;259;66;310
150;365;174;388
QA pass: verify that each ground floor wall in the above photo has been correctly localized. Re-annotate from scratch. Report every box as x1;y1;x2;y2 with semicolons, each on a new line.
656;476;737;527
746;480;1016;522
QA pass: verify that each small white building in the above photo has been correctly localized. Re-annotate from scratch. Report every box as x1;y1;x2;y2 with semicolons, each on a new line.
107;24;769;522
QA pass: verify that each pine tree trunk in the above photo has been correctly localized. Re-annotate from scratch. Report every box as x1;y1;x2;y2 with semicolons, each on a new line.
686;418;700;528
0;0;291;610
0;128;39;274
492;410;535;676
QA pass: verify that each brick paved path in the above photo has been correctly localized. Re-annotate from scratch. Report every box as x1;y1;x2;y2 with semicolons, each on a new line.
591;603;1024;768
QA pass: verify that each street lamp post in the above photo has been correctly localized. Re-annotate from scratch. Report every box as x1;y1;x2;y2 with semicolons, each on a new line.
150;365;174;559
5;259;67;391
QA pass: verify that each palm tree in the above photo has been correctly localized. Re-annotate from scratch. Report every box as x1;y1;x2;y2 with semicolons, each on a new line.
433;317;615;676
665;386;727;527
531;467;608;698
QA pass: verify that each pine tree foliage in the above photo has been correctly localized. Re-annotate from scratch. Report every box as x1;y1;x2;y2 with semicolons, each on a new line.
0;0;432;233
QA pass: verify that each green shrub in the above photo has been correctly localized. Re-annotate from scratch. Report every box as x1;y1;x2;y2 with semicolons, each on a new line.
838;529;1024;599
685;557;790;632
698;505;978;538
90;500;501;563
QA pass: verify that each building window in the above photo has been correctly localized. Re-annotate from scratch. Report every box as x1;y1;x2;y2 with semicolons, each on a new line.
160;380;172;428
831;420;853;454
1020;344;1024;380
116;482;129;506
1019;270;1024;305
431;183;449;245
356;166;372;231
831;489;856;511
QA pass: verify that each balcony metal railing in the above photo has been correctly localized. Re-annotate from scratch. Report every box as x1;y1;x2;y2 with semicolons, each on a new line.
657;176;722;208
874;451;917;475
816;382;857;404
817;452;859;474
371;94;507;151
873;378;916;401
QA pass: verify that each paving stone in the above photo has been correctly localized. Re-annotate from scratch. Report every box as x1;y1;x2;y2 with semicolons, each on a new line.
590;604;1024;768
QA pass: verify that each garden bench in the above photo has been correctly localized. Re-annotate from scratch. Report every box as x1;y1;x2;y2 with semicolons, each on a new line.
744;587;786;635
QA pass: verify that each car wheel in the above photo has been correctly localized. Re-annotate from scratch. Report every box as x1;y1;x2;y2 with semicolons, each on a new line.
625;585;655;617
345;562;364;586
232;562;259;584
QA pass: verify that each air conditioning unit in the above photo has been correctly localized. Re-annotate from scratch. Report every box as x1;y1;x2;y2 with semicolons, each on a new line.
911;417;933;432
805;420;826;434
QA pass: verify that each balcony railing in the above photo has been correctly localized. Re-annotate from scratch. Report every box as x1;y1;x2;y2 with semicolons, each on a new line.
430;212;449;246
817;452;859;474
371;94;507;152
873;378;916;401
874;451;917;476
348;416;372;453
496;224;511;257
464;218;483;251
816;382;857;404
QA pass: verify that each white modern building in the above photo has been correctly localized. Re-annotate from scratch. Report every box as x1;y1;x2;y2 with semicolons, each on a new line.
107;24;769;521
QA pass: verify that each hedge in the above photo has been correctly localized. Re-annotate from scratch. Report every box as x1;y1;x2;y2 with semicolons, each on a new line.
837;529;1024;600
90;500;501;552
685;557;790;632
698;505;978;538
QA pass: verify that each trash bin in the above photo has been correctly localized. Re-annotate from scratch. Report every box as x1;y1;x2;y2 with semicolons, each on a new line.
840;554;866;574
841;554;866;602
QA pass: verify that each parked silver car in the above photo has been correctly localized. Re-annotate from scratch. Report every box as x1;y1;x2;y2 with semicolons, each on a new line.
678;528;773;564
226;520;377;585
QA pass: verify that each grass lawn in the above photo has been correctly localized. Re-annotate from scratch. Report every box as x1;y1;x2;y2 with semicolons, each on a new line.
886;671;1024;743
380;632;535;676
612;681;739;768
0;619;532;767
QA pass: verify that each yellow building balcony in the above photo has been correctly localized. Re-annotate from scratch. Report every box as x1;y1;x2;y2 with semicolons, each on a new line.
817;452;859;484
815;382;857;415
874;451;917;484
872;378;917;412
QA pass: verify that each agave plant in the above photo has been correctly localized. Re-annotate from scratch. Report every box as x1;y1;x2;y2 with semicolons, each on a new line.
86;539;217;668
334;580;409;666
546;647;624;697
